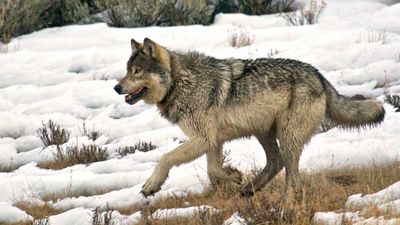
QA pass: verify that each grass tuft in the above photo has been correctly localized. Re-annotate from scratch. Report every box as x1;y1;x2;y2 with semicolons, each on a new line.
227;28;255;48
79;123;102;141
38;144;109;170
283;0;327;26
14;201;60;220
116;141;157;157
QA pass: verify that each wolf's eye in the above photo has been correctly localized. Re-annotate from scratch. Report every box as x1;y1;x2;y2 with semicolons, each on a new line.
134;68;142;74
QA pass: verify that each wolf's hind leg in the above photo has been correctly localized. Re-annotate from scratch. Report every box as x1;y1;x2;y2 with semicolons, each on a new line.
141;137;210;196
240;127;283;197
276;98;325;200
207;147;242;185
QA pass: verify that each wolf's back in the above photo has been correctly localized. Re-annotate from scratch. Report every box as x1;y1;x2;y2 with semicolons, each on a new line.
323;79;385;128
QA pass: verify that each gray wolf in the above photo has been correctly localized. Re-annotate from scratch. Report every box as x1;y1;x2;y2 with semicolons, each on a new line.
114;38;385;197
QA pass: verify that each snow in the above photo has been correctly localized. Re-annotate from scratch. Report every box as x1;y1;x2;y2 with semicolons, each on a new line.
0;202;32;223
1;0;400;224
313;212;364;225
346;181;400;209
223;212;247;225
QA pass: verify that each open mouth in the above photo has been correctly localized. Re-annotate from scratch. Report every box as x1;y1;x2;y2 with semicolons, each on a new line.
125;87;148;105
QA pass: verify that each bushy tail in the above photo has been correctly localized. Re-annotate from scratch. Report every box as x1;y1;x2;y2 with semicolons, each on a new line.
323;80;385;129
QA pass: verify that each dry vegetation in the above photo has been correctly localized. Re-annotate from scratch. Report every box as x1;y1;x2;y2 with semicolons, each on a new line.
283;0;327;26
237;0;297;15
97;0;212;28
2;161;399;225
115;161;400;225
0;0;91;45
37;120;70;147
36;120;108;170
79;123;102;141
116;141;157;157
1;0;299;44
228;28;255;48
38;144;109;170
14;201;60;221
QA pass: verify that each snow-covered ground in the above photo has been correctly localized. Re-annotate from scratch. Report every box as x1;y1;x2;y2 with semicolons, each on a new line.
0;0;400;224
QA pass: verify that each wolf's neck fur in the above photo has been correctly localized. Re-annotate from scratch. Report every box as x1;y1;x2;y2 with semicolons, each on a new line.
156;51;246;124
156;52;189;123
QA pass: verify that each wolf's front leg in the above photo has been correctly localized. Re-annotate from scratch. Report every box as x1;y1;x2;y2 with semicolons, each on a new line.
141;137;210;196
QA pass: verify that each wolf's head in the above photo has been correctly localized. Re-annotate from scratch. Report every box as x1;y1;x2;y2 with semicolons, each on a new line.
114;38;172;105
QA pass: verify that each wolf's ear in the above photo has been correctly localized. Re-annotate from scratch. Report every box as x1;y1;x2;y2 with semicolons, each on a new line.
143;38;170;69
131;39;142;54
143;38;160;59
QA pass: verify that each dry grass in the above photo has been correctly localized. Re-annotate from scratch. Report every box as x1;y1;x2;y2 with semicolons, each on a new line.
116;161;400;225
228;28;255;48
283;0;327;26
14;201;60;220
38;144;109;170
79;123;102;141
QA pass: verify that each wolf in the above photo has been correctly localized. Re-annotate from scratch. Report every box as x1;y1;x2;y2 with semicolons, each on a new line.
114;38;385;197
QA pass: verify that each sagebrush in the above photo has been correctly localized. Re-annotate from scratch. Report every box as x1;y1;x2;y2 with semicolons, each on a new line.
37;120;70;147
238;0;297;15
116;141;157;157
283;0;327;26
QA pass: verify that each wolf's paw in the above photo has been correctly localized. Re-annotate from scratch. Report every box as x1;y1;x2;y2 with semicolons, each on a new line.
239;186;255;197
141;176;163;197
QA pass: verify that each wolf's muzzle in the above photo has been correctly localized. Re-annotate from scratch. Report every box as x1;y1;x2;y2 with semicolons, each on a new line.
114;84;123;94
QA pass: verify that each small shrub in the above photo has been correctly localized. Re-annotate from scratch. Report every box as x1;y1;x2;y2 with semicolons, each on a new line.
67;144;108;165
94;0;125;27
62;0;91;24
228;28;255;48
238;0;297;15
98;0;213;28
283;0;327;26
92;207;114;225
0;0;51;44
116;141;157;157
40;0;97;27
79;123;102;141
385;94;400;112
39;144;109;169
37;120;70;148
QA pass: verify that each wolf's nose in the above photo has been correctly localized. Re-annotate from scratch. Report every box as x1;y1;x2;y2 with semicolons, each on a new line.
114;84;122;94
